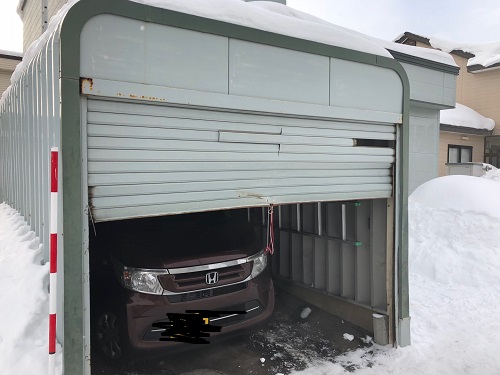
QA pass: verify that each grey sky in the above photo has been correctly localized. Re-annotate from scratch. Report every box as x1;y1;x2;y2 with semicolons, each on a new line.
287;0;500;44
1;0;500;53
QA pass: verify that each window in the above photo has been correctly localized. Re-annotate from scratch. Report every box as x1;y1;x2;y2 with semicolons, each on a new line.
485;136;500;168
448;145;472;163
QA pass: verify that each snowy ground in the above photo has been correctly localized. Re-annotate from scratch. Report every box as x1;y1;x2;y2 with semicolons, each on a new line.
0;204;62;374
1;174;500;375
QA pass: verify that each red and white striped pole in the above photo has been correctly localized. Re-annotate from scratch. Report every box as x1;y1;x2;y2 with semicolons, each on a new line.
49;147;58;375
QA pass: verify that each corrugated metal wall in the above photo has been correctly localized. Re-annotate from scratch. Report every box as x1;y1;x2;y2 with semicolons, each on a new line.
86;99;396;221
276;200;389;312
0;33;60;257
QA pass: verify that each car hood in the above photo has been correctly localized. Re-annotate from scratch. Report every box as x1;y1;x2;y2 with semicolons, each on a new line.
106;222;264;270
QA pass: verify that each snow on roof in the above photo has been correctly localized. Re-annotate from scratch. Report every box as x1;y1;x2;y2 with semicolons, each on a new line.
4;0;458;104
131;0;392;58
251;1;456;67
403;32;500;69
429;37;500;69
383;40;457;66
440;103;495;131
0;50;23;58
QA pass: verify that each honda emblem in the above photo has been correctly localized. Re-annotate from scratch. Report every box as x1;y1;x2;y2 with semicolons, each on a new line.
205;271;219;285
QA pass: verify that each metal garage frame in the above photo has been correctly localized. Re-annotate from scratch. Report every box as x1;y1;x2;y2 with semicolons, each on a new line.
1;0;410;373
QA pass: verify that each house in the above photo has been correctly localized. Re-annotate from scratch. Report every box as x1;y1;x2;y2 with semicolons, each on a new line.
395;32;499;173
0;51;22;95
17;0;68;52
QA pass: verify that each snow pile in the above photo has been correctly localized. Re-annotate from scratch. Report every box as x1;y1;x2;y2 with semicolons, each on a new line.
484;167;500;182
409;176;500;287
0;203;62;374
410;175;500;219
441;103;495;131
430;36;500;68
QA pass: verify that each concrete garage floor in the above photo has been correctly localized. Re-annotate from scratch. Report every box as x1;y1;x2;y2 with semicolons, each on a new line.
93;289;373;375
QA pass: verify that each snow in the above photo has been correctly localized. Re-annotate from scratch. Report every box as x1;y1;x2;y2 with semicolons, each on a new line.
441;103;495;131
429;36;500;69
0;203;62;374
342;333;354;342
484;167;500;182
300;307;312;319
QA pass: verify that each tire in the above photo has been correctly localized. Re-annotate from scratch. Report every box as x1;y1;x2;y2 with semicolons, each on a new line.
93;310;126;360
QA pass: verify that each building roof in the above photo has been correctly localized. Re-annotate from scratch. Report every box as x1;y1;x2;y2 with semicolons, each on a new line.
0;50;23;61
441;103;495;133
395;31;500;73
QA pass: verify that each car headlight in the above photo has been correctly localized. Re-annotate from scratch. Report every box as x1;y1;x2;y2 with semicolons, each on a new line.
119;266;164;295
250;252;267;278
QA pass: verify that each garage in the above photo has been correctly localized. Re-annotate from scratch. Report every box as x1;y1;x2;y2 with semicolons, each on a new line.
0;0;420;373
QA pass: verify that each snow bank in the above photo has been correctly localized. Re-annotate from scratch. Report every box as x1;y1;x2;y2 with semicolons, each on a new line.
409;176;500;286
484;167;500;182
440;103;495;131
430;36;500;69
0;203;62;374
410;175;500;218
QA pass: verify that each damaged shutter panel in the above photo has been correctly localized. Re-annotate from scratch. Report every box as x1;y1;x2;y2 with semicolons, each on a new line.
86;99;395;221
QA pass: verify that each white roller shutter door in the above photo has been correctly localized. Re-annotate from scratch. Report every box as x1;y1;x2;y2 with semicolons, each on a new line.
86;99;395;221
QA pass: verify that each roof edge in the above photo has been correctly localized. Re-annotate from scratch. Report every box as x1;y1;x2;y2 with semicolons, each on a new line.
468;62;500;73
388;49;459;75
0;53;23;61
394;32;431;46
440;124;492;136
395;32;475;60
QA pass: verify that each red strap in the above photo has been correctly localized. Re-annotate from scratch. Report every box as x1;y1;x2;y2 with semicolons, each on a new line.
265;206;274;255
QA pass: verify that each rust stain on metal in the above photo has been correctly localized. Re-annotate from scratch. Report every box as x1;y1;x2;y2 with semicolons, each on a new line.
129;94;138;98
80;77;94;93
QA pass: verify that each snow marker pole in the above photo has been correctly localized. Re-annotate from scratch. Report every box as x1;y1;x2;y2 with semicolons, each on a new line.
49;147;58;375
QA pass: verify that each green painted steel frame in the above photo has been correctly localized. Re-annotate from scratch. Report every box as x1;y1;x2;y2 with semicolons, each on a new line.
59;0;410;372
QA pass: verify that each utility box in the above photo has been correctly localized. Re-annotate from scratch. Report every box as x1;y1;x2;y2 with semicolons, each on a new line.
0;0;456;373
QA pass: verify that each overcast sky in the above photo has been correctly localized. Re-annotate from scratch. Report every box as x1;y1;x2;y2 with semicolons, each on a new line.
1;0;500;53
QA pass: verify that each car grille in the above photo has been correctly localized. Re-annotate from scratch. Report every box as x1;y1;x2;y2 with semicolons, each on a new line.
158;263;252;293
166;282;248;303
